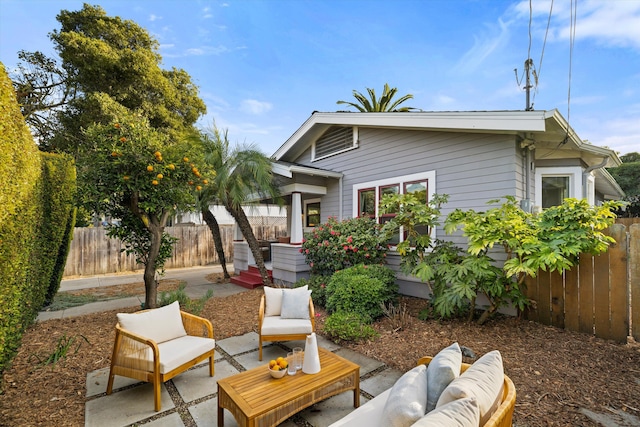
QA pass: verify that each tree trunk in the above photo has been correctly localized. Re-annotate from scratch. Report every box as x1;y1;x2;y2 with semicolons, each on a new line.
226;204;272;286
144;220;163;309
202;207;230;279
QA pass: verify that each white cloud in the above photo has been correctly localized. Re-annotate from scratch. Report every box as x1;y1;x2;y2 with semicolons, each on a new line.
149;14;161;22
240;99;273;115
584;116;640;155
202;6;213;19
454;18;512;74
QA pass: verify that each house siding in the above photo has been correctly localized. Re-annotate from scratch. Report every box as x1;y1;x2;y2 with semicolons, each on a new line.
298;127;521;239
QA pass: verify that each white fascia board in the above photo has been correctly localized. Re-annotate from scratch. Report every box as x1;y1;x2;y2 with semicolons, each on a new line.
281;183;327;196
288;165;343;179
272;162;293;178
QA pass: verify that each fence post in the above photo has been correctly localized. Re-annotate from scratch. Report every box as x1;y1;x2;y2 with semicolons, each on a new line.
631;224;640;342
607;224;628;342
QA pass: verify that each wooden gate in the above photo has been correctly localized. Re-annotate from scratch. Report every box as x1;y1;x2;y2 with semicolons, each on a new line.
524;221;640;343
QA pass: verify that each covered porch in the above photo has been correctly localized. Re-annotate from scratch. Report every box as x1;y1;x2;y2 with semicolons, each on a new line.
233;162;343;286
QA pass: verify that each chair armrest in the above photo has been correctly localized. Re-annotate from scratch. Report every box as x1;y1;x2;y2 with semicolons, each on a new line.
180;311;214;338
308;296;315;330
259;295;265;329
113;324;160;369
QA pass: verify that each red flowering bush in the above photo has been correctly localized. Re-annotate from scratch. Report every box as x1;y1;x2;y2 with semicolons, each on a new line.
300;216;388;276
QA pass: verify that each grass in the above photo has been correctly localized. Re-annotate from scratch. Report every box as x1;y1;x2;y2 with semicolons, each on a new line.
45;291;133;311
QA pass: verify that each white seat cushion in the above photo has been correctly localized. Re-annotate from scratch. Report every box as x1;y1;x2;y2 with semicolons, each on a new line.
328;389;391;427
410;397;480;427
117;301;187;344
261;316;312;335
121;335;215;374
436;350;504;425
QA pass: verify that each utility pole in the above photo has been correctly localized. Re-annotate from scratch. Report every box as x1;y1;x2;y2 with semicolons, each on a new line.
524;58;534;111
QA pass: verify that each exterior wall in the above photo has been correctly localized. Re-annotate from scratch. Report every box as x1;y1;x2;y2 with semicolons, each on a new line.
295;127;520;242
271;244;310;284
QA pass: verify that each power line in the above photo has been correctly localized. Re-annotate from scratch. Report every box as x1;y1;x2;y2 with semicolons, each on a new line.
567;0;577;128
531;0;554;108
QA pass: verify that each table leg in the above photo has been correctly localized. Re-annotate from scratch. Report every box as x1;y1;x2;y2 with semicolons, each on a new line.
353;373;360;407
217;385;224;427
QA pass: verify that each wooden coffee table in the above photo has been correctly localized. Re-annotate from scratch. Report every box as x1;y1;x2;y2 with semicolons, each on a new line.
217;347;360;427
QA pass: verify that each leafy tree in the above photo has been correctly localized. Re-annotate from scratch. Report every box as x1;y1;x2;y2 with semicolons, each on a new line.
196;124;281;285
336;83;415;112
11;3;206;153
77;98;211;308
608;152;640;217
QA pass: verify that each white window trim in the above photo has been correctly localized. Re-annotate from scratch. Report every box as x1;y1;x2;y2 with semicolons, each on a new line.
312;127;359;162
352;170;436;243
534;166;583;209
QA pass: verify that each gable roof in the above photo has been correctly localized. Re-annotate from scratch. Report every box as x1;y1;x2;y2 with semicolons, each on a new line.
272;110;623;170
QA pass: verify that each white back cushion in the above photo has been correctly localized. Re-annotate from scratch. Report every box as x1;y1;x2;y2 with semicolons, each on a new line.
426;342;462;411
380;364;428;427
117;301;187;344
264;285;308;317
436;350;504;425
281;287;312;319
410;397;480;427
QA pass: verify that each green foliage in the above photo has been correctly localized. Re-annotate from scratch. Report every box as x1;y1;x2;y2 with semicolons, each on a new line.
323;312;378;343
158;283;213;316
300;216;388;276
608;153;640;217
294;275;329;307
28;334;89;367
325;264;398;321
336;83;415;112
443;197;622;323
0;64;76;375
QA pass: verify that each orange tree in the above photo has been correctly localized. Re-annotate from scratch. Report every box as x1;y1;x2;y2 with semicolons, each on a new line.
78;105;211;308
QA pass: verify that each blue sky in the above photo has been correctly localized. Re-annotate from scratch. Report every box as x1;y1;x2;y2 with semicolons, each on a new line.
1;0;639;157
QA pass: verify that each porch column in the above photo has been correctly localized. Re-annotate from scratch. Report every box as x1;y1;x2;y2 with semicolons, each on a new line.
234;224;244;241
290;191;303;244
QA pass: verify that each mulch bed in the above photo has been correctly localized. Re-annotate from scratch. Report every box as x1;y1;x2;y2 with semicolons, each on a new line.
1;274;639;426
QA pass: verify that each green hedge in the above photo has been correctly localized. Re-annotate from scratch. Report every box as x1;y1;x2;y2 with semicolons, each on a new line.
0;63;76;376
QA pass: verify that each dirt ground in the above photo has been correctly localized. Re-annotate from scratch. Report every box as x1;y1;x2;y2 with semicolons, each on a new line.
1;274;640;427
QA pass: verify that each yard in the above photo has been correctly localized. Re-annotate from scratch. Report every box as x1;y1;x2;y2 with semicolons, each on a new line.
1;275;639;426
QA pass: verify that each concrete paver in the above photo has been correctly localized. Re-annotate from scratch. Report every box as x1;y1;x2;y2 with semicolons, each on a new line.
45;266;397;426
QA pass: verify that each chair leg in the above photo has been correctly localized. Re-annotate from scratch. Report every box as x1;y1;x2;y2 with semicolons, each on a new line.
209;355;214;376
154;381;161;412
259;336;263;361
106;367;115;395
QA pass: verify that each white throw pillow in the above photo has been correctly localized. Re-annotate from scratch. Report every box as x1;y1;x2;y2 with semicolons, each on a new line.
426;342;462;411
410;397;480;427
436;350;505;426
281;287;312;319
380;364;428;427
264;286;283;317
117;301;187;344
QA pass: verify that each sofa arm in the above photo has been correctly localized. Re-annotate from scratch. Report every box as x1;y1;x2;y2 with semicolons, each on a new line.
112;325;160;374
180;311;214;339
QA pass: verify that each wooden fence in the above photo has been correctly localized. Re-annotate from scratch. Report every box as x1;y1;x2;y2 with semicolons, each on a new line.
524;220;640;343
63;224;286;277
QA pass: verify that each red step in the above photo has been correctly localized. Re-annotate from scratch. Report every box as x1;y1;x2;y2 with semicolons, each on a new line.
230;266;272;289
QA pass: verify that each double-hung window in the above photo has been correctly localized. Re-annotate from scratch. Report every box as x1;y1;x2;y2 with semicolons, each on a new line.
353;171;436;245
535;167;584;209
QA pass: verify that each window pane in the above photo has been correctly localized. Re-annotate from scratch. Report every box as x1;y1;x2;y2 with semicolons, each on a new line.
359;189;375;217
542;176;569;208
405;181;427;203
306;202;320;227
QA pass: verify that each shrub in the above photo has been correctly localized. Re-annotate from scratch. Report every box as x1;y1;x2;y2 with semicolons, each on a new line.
300;216;388;276
325;264;398;321
158;283;213;316
323;312;378;343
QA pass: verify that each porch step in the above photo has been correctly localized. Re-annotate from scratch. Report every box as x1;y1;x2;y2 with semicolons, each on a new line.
230;266;272;289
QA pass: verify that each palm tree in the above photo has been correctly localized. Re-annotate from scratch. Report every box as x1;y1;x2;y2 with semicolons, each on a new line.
336;83;415;112
197;125;281;285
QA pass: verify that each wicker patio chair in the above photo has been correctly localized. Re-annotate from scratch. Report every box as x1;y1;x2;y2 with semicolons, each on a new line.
106;302;215;411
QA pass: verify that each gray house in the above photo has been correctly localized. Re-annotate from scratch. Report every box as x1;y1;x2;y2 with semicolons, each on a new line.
233;110;625;295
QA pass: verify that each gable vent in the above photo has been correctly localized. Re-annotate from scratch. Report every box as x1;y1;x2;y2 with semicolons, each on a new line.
315;127;354;159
